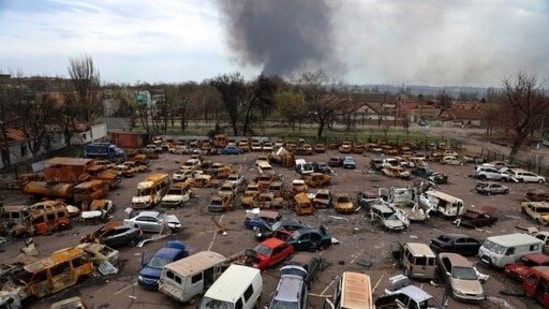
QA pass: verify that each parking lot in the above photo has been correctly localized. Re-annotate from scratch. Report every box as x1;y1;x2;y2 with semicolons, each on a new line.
1;148;546;309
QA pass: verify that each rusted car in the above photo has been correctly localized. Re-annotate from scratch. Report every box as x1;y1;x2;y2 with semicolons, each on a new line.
291;179;308;195
314;144;326;153
381;166;411;179
525;189;549;202
294;192;314;216
458;207;498;228
304;173;332;188
208;194;232;212
240;183;261;208
252;192;286;209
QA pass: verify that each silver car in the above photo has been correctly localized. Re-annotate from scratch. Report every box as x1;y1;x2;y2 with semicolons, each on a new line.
124;210;181;233
370;204;410;231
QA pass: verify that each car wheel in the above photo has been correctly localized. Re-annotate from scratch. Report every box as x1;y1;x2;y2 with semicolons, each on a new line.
128;238;138;247
486;191;491;196
539;179;545;184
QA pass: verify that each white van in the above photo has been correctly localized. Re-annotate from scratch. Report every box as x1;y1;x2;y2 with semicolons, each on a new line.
401;242;437;280
199;264;263;309
419;190;465;217
478;233;543;268
158;251;227;303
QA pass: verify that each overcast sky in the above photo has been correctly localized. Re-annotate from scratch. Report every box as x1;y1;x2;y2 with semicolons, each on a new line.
1;0;548;87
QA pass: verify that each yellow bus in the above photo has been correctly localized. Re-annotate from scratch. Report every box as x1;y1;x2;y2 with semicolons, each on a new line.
132;173;171;208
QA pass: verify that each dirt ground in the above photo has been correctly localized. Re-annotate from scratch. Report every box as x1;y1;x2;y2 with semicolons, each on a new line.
1;145;547;309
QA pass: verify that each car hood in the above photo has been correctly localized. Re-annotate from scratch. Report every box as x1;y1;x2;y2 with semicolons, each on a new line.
505;263;529;278
162;195;185;202
139;265;162;279
450;278;483;296
166;215;181;228
384;219;406;230
132;196;151;204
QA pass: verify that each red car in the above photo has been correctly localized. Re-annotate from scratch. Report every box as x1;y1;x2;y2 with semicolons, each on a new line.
251;237;294;270
504;253;549;281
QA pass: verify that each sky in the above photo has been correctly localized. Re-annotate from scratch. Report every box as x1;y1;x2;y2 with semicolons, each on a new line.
0;0;548;88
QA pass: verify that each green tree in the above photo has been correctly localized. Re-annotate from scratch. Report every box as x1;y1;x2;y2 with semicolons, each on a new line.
275;90;306;133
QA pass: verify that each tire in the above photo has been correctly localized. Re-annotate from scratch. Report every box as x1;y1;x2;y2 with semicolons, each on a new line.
128;238;138;247
539;179;545;184
486;192;491;196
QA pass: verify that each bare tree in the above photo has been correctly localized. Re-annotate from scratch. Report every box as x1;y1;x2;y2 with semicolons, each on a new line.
67;54;103;140
500;72;549;159
296;71;350;137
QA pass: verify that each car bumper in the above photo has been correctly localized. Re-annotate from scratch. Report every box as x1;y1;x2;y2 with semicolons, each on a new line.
138;276;160;289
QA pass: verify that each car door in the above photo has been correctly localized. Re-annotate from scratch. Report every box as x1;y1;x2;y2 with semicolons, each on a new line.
137;216;161;233
462;237;481;256
295;233;313;251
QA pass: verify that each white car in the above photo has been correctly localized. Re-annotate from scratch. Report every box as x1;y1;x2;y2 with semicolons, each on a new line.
511;169;545;183
124;210;181;233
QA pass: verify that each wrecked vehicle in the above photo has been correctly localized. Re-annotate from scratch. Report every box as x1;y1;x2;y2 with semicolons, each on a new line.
458;207;498;228
2;247;94;300
80;221;143;248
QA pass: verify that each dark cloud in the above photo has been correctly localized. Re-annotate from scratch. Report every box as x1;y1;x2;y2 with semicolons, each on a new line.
216;0;340;77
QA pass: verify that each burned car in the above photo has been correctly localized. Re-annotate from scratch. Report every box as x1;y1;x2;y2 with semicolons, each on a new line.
255;218;310;241
458;207;498;228
475;182;509;195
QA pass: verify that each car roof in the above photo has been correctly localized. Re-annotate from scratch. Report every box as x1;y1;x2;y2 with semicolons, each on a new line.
154;247;186;259
398;285;434;303
521;253;549;264
438;252;472;267
438;233;473;239
260;237;287;248
287;252;317;265
136;210;162;217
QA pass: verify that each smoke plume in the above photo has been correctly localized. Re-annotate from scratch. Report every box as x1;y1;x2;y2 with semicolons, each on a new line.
216;0;337;77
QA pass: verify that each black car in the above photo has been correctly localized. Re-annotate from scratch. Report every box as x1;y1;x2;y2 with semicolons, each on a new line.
277;226;332;252
283;252;321;289
412;167;448;184
255;218;310;241
429;234;482;256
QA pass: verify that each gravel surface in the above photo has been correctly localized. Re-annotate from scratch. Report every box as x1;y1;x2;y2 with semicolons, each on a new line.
1;144;547;309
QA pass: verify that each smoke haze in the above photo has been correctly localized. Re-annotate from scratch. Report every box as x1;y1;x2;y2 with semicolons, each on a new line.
216;0;549;87
216;0;339;77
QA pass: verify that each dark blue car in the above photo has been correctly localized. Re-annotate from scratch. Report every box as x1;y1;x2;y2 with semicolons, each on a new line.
220;145;243;155
138;241;188;289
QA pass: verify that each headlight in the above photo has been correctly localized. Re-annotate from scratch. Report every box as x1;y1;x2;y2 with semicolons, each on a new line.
138;275;143;281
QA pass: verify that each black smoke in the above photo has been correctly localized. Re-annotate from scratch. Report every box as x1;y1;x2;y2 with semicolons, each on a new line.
216;0;336;76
